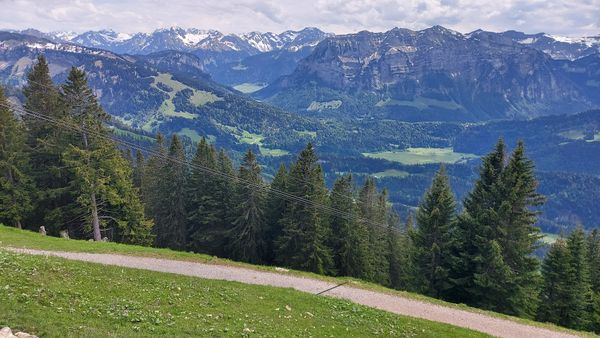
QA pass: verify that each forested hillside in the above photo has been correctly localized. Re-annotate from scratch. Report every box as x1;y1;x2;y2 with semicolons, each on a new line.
1;56;599;334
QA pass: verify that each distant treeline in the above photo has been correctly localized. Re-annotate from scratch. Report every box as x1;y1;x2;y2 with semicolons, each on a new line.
0;55;598;333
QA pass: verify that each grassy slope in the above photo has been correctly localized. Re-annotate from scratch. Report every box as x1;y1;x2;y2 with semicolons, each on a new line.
0;226;592;337
0;251;485;336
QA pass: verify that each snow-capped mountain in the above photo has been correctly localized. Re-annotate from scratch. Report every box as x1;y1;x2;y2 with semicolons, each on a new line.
42;27;330;56
468;30;600;60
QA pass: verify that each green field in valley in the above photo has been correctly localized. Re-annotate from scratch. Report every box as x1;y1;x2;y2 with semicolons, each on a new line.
363;147;478;165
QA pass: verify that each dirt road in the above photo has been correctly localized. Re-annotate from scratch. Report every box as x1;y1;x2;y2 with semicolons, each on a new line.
8;248;580;338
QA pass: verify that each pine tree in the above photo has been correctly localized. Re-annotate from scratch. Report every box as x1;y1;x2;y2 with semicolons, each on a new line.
264;163;288;263
62;67;152;243
22;54;72;234
387;210;415;291
413;166;456;298
0;87;33;229
357;177;389;285
275;143;333;274
152;135;188;250
329;175;369;278
227;149;267;263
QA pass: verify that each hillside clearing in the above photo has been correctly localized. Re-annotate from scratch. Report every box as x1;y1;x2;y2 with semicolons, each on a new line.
0;226;587;338
363;147;478;165
0;250;486;337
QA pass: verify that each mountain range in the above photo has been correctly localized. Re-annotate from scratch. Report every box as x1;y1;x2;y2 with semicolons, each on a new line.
1;26;600;232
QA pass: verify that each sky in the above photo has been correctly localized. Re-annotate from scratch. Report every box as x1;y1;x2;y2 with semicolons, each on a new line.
0;0;599;36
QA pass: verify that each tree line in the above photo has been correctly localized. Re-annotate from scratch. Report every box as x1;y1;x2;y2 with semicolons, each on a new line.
0;55;598;333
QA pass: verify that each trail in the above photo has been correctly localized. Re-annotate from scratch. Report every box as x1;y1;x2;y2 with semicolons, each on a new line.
8;248;580;338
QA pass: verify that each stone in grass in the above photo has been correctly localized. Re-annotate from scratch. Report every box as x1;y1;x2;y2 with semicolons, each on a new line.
0;327;39;338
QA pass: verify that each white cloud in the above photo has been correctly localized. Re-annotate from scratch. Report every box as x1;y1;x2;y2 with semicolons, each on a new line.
0;0;598;36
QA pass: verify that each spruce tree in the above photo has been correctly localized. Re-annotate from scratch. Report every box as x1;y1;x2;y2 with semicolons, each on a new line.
143;133;167;224
496;141;544;317
264;163;288;263
565;227;593;330
153;135;188;250
357;177;389;285
538;229;593;330
0;87;33;229
387;210;415;291
413;166;456;298
275;143;333;274
448;139;510;306
186;138;223;254
62;67;152;243
537;239;576;327
228;149;267;263
22;54;71;234
329;175;369;278
132;149;145;189
588;229;600;293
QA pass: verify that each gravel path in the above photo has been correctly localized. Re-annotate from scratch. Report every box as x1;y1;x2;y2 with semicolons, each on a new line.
8;248;580;338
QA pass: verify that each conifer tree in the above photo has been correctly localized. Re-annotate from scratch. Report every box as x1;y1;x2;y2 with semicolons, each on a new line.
357;177;389;285
588;229;600;293
448;139;510;306
565;227;593;329
0;87;33;229
132;149;145;189
496;141;544;317
275;143;333;274
187;138;222;254
152;135;188;250
538;228;593;330
62;67;152;243
22;54;71;233
387;210;415;291
228;149;266;263
143;133;167;223
264;163;288;263
413;166;456;298
537;239;576;327
329;175;369;278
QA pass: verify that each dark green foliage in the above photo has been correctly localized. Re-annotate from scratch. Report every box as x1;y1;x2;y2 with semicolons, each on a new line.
329;175;370;279
357;178;390;285
227;149;267;264
538;228;594;330
186;138;220;254
132;150;145;189
275;143;333;274
0;87;33;229
448;139;544;317
263;163;288;263
62;67;152;244
387;211;415;291
413;166;455;298
22;55;72;234
152;135;188;250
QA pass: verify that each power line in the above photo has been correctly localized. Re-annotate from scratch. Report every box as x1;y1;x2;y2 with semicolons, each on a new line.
2;102;401;234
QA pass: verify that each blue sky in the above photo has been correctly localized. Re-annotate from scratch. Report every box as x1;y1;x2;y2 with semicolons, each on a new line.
1;0;598;36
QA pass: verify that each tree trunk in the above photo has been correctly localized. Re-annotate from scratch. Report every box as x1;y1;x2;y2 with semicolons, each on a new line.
91;192;101;241
15;219;22;229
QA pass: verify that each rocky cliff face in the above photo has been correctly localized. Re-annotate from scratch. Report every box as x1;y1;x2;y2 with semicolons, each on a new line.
260;26;599;121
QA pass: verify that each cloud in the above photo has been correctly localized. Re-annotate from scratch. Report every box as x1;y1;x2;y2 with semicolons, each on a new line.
0;0;598;36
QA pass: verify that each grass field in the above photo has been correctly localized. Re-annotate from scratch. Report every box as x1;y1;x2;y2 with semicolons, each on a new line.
233;83;267;94
0;226;590;337
150;73;222;121
372;169;410;178
0;238;487;337
363;148;478;165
